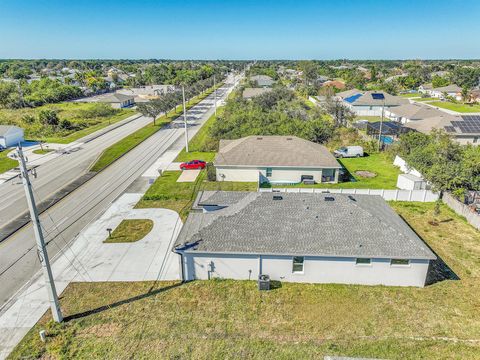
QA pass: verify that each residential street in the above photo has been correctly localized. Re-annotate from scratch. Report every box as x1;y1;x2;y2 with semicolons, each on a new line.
0;75;239;310
0;113;153;236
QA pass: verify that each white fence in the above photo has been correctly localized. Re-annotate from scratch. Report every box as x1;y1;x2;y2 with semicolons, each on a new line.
443;192;480;230
258;187;439;202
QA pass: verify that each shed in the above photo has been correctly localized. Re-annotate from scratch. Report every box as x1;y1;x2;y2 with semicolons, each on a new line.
397;173;428;190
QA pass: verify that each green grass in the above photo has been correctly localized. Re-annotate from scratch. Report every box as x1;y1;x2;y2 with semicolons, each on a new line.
174;108;223;163
90;85;221;172
429;101;480;113
277;152;400;189
412;97;437;102
32;148;54;155
0;150;18;174
400;93;421;98
0;102;136;144
10;202;480;359
136;170;257;220
103;219;153;243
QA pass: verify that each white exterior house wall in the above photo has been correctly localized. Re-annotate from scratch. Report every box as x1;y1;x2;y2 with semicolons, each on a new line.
182;253;430;287
0;127;24;148
215;166;339;183
346;104;395;117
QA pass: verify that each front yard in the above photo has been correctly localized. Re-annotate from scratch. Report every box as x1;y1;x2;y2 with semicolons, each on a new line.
0;150;18;174
429;101;480;113
10;202;480;359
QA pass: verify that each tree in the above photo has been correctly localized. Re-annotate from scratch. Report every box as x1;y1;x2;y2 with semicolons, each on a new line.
137;101;162;125
323;98;355;127
38;109;59;126
431;75;449;88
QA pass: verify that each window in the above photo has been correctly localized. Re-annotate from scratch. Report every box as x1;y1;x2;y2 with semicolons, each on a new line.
266;168;272;177
356;258;371;265
391;259;410;266
292;256;304;273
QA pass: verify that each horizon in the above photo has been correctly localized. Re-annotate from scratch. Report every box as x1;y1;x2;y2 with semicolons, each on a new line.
1;0;480;59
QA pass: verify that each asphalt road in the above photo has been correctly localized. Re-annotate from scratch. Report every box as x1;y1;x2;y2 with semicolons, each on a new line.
0;113;153;232
0;76;238;309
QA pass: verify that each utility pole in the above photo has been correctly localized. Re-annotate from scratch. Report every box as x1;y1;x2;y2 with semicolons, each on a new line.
182;85;189;153
214;75;217;117
17;146;63;323
378;98;385;152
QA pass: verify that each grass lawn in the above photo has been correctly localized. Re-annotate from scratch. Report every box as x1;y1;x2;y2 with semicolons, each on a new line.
276;152;400;189
32;148;55;155
90;85;220;172
412;97;437;102
0;102;136;144
103;219;153;243
400;93;421;98
10;203;480;359
174;108;223;163
429;101;480;113
0;150;18;174
136;171;257;220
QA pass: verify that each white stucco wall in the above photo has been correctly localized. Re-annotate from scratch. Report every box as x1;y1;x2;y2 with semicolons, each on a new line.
215;166;338;183
182;252;430;287
0;128;24;148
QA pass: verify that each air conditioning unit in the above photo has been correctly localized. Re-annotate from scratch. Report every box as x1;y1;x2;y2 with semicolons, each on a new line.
258;274;270;291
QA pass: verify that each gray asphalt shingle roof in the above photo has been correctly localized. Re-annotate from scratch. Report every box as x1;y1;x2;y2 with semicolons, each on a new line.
350;91;409;107
0;125;22;136
174;191;436;260
214;136;341;168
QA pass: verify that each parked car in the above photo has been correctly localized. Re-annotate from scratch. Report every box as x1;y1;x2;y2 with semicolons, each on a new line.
180;160;206;170
334;146;364;158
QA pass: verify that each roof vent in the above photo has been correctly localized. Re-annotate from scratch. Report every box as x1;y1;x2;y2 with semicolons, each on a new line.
286;137;293;140
273;195;283;201
324;196;335;201
348;195;356;202
256;137;263;140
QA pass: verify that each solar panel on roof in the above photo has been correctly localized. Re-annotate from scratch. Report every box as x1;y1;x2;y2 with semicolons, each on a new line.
371;93;385;100
444;126;456;133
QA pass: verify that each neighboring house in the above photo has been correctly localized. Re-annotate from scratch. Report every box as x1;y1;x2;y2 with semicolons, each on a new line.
214;136;341;184
338;90;409;116
117;85;176;102
419;83;462;100
385;103;446;124
469;89;480;103
322;80;346;90
98;93;135;108
250;75;275;87
242;87;272;99
173;191;436;287
405;114;480;145
0;126;24;148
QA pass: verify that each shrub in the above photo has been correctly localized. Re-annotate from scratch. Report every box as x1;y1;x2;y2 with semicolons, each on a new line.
38;109;59;126
206;162;216;181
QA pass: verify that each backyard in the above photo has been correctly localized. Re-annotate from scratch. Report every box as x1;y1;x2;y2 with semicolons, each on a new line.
0;102;136;144
429;101;480;113
9;202;480;359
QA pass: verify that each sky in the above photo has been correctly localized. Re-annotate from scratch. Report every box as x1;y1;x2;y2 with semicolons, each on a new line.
1;0;479;60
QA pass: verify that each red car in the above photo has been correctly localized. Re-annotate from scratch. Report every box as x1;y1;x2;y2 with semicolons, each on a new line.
180;160;206;170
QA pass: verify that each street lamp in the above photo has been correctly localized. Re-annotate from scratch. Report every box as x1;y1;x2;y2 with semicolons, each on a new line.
371;93;385;151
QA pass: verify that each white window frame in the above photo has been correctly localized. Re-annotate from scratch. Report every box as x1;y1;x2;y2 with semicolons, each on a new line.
355;258;372;266
390;259;410;267
292;256;304;274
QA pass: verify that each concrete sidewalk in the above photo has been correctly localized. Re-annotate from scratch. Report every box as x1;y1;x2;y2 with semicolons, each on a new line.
0;193;181;359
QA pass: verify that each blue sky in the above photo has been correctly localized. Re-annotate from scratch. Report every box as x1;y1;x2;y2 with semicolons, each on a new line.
1;0;479;59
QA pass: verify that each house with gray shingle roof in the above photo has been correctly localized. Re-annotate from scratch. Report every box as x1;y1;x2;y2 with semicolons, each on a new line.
339;90;409;117
214;136;341;184
174;191;436;287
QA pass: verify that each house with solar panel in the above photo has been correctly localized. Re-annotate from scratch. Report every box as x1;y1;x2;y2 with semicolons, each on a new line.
173;191;437;287
405;114;480;145
336;90;409;116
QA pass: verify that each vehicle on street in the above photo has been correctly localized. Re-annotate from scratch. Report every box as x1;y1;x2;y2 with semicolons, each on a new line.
334;146;364;158
180;160;206;170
